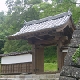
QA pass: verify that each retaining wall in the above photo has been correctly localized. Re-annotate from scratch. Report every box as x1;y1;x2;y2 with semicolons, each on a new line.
59;25;80;80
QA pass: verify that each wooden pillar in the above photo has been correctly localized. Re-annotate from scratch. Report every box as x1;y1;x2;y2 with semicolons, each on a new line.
57;40;63;72
32;45;44;74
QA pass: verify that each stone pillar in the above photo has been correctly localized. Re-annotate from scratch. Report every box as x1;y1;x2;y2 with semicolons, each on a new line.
32;45;44;74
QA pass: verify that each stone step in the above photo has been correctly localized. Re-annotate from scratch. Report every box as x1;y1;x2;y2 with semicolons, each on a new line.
0;73;60;80
0;78;59;80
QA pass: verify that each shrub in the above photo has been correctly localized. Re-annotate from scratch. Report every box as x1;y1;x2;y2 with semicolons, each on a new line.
72;46;80;63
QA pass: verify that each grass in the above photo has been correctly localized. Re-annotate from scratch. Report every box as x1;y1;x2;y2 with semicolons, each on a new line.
44;63;58;72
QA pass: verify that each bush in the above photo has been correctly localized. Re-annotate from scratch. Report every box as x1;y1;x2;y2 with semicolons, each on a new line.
72;46;80;63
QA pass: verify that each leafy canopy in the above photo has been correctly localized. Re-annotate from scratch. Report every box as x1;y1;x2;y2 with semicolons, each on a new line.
0;0;80;55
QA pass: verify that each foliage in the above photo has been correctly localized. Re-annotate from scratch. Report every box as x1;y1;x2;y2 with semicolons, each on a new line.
3;40;31;54
2;0;40;53
72;46;80;63
34;0;80;23
0;0;80;61
27;0;42;5
0;40;4;63
0;40;4;54
0;12;7;39
44;63;58;72
44;46;57;63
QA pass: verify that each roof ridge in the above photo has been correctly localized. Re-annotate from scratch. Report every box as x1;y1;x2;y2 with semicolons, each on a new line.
24;11;72;26
0;50;32;57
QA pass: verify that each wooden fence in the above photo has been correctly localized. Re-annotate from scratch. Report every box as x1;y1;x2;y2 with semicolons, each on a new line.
1;62;32;74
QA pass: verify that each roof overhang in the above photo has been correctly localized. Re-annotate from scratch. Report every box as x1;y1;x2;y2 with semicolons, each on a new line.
8;11;76;45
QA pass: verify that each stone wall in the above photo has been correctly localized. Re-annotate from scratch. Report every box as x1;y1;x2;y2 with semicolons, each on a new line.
59;24;80;80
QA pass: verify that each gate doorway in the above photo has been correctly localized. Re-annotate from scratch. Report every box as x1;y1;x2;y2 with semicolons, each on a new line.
8;11;75;74
44;46;58;72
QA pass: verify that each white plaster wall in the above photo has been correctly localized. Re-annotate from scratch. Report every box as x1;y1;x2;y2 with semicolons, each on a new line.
1;54;32;64
62;49;68;53
76;0;80;7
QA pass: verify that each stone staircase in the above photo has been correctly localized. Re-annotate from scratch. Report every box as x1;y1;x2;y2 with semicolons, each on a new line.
0;73;60;80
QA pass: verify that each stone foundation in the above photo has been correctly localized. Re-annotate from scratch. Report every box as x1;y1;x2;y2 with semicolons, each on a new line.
0;73;60;80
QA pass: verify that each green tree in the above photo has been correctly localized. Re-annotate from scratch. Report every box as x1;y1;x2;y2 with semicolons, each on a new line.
44;46;57;63
3;40;31;53
1;0;80;55
27;0;42;5
3;0;40;53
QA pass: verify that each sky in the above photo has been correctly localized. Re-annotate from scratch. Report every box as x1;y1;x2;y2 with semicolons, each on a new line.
76;0;80;7
0;0;52;12
0;0;8;12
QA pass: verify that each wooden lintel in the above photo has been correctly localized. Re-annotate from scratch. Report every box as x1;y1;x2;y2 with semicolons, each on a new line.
28;34;68;45
27;32;63;44
35;36;60;45
36;39;56;45
41;43;57;46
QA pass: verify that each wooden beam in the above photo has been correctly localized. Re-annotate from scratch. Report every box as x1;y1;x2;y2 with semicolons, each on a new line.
69;17;76;30
32;45;44;74
28;32;64;44
25;28;56;39
40;43;57;46
35;36;59;45
57;38;63;72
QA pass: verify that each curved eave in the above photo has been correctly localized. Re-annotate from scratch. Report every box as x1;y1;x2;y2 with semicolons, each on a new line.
8;17;75;40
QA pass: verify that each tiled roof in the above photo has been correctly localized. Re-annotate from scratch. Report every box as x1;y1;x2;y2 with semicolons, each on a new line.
0;50;32;57
11;11;72;37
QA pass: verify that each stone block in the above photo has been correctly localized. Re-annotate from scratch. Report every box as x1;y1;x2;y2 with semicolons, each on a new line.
60;66;73;77
19;75;25;78
39;74;47;79
76;58;80;66
69;38;80;47
68;48;76;54
55;78;59;80
40;79;48;80
76;25;80;30
25;75;33;78
72;30;80;38
64;48;77;66
55;73;60;78
72;67;80;79
48;79;55;80
32;75;40;78
59;76;76;80
64;54;75;66
46;74;55;78
60;66;80;79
